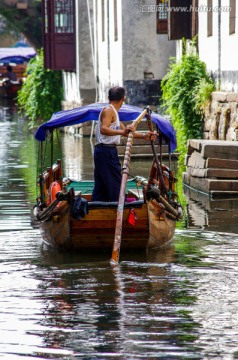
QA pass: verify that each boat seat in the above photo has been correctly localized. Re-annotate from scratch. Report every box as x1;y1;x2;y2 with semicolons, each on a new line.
87;200;144;209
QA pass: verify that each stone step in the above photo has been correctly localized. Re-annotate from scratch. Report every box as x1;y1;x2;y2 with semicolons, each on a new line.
117;144;169;155
185;152;238;169
185;151;205;168
183;185;238;210
187;139;238;160
209;190;238;198
206;157;238;169
72;119;156;137
186;167;238;179
183;172;238;193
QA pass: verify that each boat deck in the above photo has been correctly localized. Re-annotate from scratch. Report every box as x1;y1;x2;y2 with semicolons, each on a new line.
67;179;144;199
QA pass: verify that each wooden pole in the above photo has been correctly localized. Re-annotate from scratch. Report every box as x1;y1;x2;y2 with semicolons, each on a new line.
146;111;168;194
111;107;148;264
134;176;178;218
40;141;45;204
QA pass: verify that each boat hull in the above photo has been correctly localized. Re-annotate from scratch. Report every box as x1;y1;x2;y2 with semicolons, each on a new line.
0;82;22;99
38;200;176;251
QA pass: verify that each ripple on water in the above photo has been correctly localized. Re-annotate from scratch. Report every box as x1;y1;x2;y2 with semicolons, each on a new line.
1;109;238;359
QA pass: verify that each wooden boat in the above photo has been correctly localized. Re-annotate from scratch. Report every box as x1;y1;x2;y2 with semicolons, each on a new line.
0;64;26;99
33;104;183;253
0;80;22;99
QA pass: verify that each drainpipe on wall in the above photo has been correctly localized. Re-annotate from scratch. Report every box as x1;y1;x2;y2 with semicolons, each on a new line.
217;0;221;91
75;0;81;102
107;0;111;84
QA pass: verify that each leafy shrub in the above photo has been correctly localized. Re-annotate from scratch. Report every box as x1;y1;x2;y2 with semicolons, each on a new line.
161;50;215;159
17;49;63;128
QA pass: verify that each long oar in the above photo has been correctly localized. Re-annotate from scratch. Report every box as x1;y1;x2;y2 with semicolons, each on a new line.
111;107;149;264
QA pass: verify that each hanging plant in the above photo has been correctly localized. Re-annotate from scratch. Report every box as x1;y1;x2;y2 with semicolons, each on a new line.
17;49;63;128
161;46;215;160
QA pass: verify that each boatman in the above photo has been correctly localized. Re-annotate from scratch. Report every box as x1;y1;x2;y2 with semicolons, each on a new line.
92;86;155;202
0;65;17;82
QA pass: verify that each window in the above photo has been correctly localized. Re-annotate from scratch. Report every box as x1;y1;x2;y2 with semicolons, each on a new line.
44;0;48;33
157;0;168;34
42;0;76;71
207;0;213;37
168;0;192;40
54;0;74;33
230;0;236;34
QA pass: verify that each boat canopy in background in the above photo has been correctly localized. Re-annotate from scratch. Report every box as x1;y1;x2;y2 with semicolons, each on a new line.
34;103;177;151
0;47;36;65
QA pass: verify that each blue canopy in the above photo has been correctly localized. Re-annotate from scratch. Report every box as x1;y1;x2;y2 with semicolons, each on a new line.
0;55;30;65
35;103;177;151
0;47;36;62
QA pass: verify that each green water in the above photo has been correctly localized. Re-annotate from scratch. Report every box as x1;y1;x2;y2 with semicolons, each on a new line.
1;100;238;359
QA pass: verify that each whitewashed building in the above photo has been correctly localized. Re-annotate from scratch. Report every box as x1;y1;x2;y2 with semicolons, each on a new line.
42;0;176;108
168;0;238;141
94;0;176;105
198;0;237;92
196;0;238;140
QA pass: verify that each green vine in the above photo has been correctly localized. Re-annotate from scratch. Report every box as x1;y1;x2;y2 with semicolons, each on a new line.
17;49;63;128
161;46;215;161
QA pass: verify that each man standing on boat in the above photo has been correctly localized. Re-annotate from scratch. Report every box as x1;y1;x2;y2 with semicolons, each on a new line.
92;86;154;202
0;65;17;82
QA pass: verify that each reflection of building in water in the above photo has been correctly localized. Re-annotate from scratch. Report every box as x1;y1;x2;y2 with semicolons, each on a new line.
61;133;94;181
184;186;238;234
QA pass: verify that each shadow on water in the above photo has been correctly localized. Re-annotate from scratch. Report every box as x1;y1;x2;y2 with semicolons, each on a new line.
1;99;238;359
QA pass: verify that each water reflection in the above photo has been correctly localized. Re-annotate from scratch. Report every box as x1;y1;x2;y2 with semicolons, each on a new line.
0;102;32;231
1;99;238;359
61;131;163;182
176;230;238;359
184;185;238;234
36;247;202;359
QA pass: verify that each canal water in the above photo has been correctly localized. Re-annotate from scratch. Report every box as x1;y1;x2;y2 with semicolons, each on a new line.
1;100;238;359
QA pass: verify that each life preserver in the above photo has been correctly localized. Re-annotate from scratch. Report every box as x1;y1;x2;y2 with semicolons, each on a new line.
49;181;61;204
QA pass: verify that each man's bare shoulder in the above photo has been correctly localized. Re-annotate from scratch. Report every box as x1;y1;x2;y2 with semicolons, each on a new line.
101;106;115;122
101;105;114;114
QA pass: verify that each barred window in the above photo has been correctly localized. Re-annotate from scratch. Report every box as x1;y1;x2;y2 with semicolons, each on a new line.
44;0;48;33
157;0;168;34
54;0;74;34
43;0;76;71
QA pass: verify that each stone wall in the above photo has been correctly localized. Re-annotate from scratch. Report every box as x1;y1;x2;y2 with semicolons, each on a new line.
123;80;162;107
203;91;238;141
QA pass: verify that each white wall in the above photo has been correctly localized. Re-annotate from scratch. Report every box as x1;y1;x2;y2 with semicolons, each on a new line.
62;72;80;105
109;0;123;87
95;0;123;101
198;0;238;91
122;0;176;81
95;0;175;101
63;0;96;106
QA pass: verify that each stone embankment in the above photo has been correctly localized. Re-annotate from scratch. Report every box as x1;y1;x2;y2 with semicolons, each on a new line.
204;92;238;141
63;119;178;159
183;139;238;197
